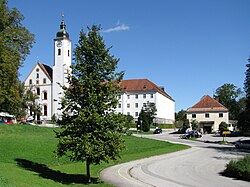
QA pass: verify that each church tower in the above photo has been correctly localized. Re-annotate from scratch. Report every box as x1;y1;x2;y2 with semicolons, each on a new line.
52;16;71;118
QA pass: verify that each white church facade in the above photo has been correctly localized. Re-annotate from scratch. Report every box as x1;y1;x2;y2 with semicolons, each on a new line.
24;18;175;124
24;17;71;121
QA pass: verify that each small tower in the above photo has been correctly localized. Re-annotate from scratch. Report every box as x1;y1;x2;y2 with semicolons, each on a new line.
52;16;72;118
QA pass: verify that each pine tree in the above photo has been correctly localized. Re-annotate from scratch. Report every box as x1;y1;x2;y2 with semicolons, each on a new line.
0;0;34;117
55;25;125;183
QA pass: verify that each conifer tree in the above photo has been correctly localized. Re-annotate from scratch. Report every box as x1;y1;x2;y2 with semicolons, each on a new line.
55;25;125;182
238;58;250;131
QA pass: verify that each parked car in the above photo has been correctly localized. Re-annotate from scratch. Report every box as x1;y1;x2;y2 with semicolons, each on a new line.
154;128;162;134
0;120;5;124
5;121;14;124
182;130;202;139
234;139;250;149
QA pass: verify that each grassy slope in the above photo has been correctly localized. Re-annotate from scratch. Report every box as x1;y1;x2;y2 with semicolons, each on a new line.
0;125;189;187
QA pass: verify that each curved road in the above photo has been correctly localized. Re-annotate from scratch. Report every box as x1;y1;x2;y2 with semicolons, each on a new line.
100;132;250;187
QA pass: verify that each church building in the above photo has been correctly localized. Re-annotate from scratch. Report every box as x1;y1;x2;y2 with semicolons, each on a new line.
24;17;71;121
24;18;175;124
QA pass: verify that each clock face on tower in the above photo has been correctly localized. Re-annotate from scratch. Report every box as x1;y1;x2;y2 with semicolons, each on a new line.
56;41;62;47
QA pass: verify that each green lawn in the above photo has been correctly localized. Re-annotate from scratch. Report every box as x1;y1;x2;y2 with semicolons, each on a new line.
0;124;189;187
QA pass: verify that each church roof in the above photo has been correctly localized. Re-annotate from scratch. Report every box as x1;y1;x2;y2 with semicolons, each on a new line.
38;63;52;81
187;95;228;113
120;79;174;101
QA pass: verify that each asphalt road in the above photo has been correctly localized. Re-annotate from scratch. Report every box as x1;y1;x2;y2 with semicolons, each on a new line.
100;132;250;187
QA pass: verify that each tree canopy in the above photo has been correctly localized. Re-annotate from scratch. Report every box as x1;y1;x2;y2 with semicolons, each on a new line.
55;25;126;182
137;102;157;132
214;83;244;120
0;0;34;117
238;58;250;131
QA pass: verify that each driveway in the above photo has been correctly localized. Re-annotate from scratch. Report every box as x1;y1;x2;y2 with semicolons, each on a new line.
100;132;250;187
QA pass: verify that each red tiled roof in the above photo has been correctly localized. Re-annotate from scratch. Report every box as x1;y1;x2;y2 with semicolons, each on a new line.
187;95;228;112
120;79;174;101
38;63;53;81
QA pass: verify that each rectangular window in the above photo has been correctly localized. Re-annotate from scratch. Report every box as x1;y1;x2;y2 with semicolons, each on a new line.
135;94;138;99
143;103;146;107
43;78;46;84
150;94;153;98
219;113;223;118
192;114;196;118
36;73;39;79
68;50;70;57
117;95;121;99
127;112;130;115
29;79;32;85
36;80;39;85
205;113;209;118
143;94;146;99
127;103;130;108
135;112;138;117
118;103;121;108
135;103;138;108
127;95;130;99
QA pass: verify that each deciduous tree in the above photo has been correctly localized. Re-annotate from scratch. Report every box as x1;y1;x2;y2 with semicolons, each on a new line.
137;102;157;132
55;25;125;183
0;0;34;116
214;83;244;120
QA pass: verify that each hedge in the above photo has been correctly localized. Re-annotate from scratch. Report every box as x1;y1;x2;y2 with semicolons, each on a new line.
157;124;176;129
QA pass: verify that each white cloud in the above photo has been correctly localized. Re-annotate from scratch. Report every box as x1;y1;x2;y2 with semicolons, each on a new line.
102;23;130;33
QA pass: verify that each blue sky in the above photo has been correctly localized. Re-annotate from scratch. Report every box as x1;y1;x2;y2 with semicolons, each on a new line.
9;0;250;112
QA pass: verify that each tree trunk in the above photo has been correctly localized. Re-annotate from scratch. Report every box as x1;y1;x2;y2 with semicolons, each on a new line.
86;159;91;183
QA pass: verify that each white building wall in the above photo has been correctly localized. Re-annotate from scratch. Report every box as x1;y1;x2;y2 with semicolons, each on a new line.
115;91;175;124
187;111;229;131
155;92;175;124
24;64;52;120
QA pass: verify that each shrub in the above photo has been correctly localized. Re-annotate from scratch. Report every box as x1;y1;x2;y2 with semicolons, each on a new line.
219;122;229;136
191;120;198;130
157;124;175;129
223;155;250;181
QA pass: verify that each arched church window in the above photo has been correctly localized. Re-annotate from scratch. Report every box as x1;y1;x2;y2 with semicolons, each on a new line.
43;91;47;100
36;73;39;78
44;105;47;116
58;49;61;55
37;87;40;95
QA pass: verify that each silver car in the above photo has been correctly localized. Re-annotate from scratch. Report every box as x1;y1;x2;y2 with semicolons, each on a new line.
234;139;250;149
